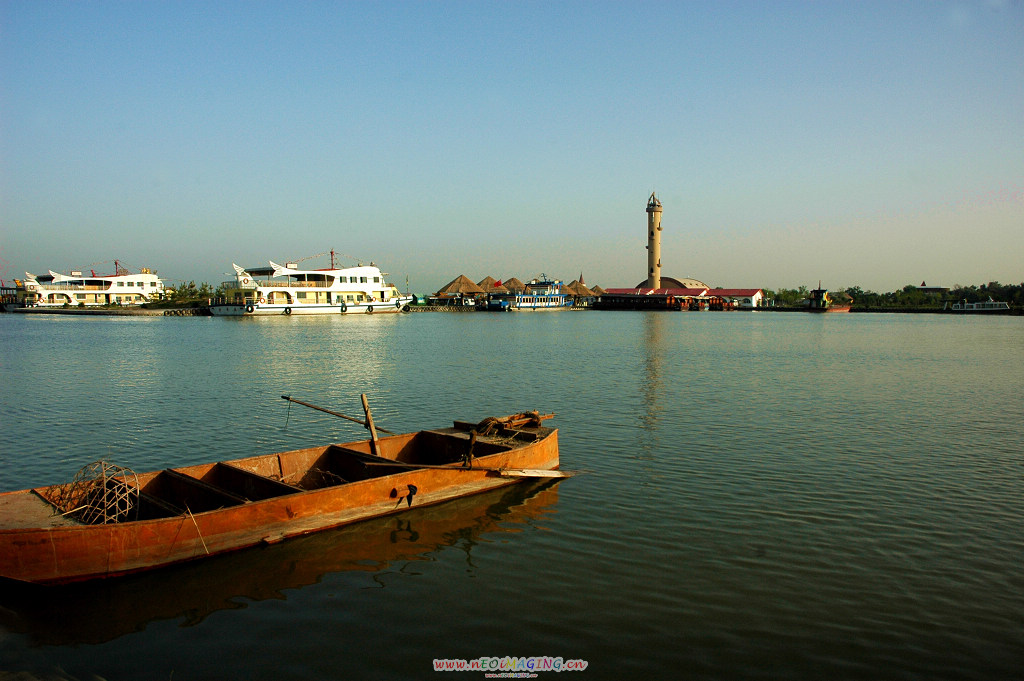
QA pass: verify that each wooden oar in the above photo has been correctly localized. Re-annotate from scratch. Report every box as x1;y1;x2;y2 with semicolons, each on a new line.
359;459;574;478
281;395;394;434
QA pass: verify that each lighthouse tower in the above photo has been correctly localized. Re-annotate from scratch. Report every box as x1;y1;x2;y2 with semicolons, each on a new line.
645;192;663;289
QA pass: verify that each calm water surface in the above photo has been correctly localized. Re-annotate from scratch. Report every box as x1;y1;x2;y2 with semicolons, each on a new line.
1;311;1022;680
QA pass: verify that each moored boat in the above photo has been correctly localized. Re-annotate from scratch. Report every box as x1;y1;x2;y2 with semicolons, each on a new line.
0;481;561;645
482;276;572;311
943;298;1011;313
0;403;562;585
4;262;165;310
210;251;413;316
806;284;851;313
0;281;18;312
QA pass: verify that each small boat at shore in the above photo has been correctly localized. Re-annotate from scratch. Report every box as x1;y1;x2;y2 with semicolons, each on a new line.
209;251;413;316
0;481;561;645
0;400;563;585
943;298;1011;313
806;284;851;313
481;276;573;311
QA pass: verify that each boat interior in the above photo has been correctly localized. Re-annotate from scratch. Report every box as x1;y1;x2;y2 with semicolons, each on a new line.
33;424;544;525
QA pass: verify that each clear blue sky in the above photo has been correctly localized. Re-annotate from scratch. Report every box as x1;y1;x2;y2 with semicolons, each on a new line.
2;1;1022;293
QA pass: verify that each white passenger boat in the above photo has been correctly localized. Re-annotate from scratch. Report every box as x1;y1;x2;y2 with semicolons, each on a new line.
944;298;1011;312
4;263;165;309
210;253;413;316
484;277;572;311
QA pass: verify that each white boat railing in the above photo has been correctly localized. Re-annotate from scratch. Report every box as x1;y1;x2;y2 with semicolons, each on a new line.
946;299;1011;311
33;283;110;291
224;280;332;289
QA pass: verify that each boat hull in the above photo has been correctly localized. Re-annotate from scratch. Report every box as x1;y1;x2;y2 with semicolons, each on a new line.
806;305;851;313
508;303;572;311
210;297;413;316
0;422;558;585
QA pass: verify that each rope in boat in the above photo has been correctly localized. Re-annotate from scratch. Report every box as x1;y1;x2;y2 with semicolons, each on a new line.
463;411;545;466
185;504;210;554
471;411;543;436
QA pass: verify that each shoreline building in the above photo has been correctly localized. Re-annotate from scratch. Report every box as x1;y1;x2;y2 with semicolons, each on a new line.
594;193;763;310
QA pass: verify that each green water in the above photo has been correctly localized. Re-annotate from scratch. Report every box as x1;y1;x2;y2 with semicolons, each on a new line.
1;311;1022;680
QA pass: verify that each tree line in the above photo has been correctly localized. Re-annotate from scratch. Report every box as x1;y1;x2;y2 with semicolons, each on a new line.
763;281;1023;308
156;280;1023;309
146;281;215;306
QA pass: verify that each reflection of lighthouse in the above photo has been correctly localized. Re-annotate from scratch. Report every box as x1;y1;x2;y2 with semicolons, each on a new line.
645;192;663;289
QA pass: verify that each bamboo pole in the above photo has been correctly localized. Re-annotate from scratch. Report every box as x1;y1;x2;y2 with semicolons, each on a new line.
358;459;572;478
361;393;381;457
280;395;394;434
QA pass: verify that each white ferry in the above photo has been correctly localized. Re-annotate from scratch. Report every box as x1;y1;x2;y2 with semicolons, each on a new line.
210;254;413;316
483;276;572;311
944;298;1011;312
4;263;165;309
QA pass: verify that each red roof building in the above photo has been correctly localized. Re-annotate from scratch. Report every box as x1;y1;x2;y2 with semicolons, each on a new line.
706;288;765;308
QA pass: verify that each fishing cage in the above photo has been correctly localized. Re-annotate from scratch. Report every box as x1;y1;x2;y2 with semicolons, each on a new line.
48;460;140;524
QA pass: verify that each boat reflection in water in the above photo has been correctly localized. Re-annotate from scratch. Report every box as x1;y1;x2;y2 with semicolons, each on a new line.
0;480;561;646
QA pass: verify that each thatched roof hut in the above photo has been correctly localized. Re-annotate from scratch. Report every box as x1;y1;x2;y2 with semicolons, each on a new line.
436;275;485;296
565;280;594;297
477;276;508;294
590;285;607;295
502;277;526;293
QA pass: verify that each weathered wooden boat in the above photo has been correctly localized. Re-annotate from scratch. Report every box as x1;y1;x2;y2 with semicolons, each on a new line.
0;405;562;585
0;481;562;645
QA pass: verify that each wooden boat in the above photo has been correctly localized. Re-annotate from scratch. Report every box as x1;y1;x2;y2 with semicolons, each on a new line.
0;405;562;585
0;481;562;645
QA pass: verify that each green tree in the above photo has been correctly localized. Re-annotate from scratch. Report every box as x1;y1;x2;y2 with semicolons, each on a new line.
769;286;808;306
169;281;216;304
845;286;883;308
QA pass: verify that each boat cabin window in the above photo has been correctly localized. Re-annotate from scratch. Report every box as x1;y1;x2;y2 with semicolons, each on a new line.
373;276;380;283
346;294;354;302
360;276;367;283
338;276;347;283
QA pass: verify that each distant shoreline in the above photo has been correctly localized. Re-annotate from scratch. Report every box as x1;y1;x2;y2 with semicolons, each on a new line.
6;305;1020;317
